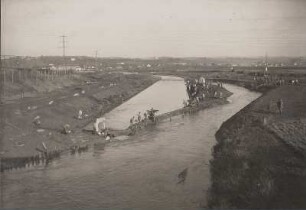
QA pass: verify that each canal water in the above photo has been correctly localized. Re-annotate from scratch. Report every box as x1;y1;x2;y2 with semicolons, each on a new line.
104;75;189;130
0;82;260;209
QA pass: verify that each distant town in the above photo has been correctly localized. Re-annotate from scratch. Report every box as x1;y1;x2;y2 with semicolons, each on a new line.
2;56;306;73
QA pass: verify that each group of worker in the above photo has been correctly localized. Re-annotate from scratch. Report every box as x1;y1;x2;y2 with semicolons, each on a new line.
130;112;146;125
254;74;300;87
289;79;299;85
185;76;209;100
129;108;158;128
184;76;224;107
77;109;89;120
34;114;113;140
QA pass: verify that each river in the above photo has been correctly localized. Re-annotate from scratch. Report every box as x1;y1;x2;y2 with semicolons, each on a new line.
0;81;260;209
104;75;189;130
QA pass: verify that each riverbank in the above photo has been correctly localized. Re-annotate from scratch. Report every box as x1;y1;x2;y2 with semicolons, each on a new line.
165;70;306;207
1;74;233;172
0;83;258;209
83;78;232;136
208;84;306;208
125;86;231;136
0;72;159;160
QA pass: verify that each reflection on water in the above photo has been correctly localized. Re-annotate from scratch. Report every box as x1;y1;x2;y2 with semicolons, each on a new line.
104;76;189;130
1;84;260;209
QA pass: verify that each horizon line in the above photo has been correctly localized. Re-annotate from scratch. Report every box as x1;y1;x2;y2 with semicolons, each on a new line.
2;55;306;59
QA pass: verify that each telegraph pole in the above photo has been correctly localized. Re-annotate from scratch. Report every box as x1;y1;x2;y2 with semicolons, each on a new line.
95;50;98;71
60;35;67;75
264;52;268;75
61;35;66;57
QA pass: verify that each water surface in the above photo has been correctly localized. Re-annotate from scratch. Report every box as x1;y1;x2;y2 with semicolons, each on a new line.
104;75;188;130
1;83;260;209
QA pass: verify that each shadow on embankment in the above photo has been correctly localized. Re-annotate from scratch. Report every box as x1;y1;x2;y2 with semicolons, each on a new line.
207;85;306;208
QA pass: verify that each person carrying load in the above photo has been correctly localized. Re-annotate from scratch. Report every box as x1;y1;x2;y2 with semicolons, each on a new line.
94;117;106;135
147;108;158;122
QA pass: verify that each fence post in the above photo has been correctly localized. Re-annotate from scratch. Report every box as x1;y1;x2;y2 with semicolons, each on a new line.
3;69;6;84
11;70;14;83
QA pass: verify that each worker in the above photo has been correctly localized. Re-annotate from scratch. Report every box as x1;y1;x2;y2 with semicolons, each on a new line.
33;116;41;126
94;117;106;135
277;99;284;115
137;112;142;122
77;110;83;119
63;124;71;134
183;100;188;107
143;112;147;120
130;116;134;125
143;112;148;126
219;92;223;98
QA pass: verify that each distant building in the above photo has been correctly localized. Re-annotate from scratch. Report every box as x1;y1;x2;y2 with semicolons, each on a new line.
84;66;96;71
46;65;84;71
173;63;187;66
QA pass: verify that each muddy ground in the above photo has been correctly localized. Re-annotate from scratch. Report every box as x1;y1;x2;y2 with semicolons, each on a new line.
0;71;233;172
208;84;306;208
0;72;159;158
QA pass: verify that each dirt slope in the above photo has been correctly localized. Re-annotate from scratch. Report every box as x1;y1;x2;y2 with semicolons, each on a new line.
208;85;306;208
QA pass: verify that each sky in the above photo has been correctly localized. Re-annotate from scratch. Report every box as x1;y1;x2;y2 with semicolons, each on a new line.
1;0;306;57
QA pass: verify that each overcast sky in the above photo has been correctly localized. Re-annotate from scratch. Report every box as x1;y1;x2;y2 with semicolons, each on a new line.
1;0;306;57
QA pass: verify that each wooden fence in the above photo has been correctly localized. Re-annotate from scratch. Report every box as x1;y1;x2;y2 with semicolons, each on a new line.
1;68;75;84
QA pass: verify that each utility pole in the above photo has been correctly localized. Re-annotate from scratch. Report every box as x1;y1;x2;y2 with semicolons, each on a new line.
265;52;268;68
61;35;66;57
60;35;67;75
95;50;98;71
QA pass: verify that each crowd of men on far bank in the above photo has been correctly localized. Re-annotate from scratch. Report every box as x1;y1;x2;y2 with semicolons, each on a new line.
253;73;300;87
183;76;224;107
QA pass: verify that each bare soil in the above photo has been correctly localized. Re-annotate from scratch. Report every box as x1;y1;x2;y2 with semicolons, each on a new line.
209;85;306;208
0;72;159;158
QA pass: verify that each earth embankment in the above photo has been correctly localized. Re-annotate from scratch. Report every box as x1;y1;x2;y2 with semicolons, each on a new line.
0;72;159;158
209;85;306;208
